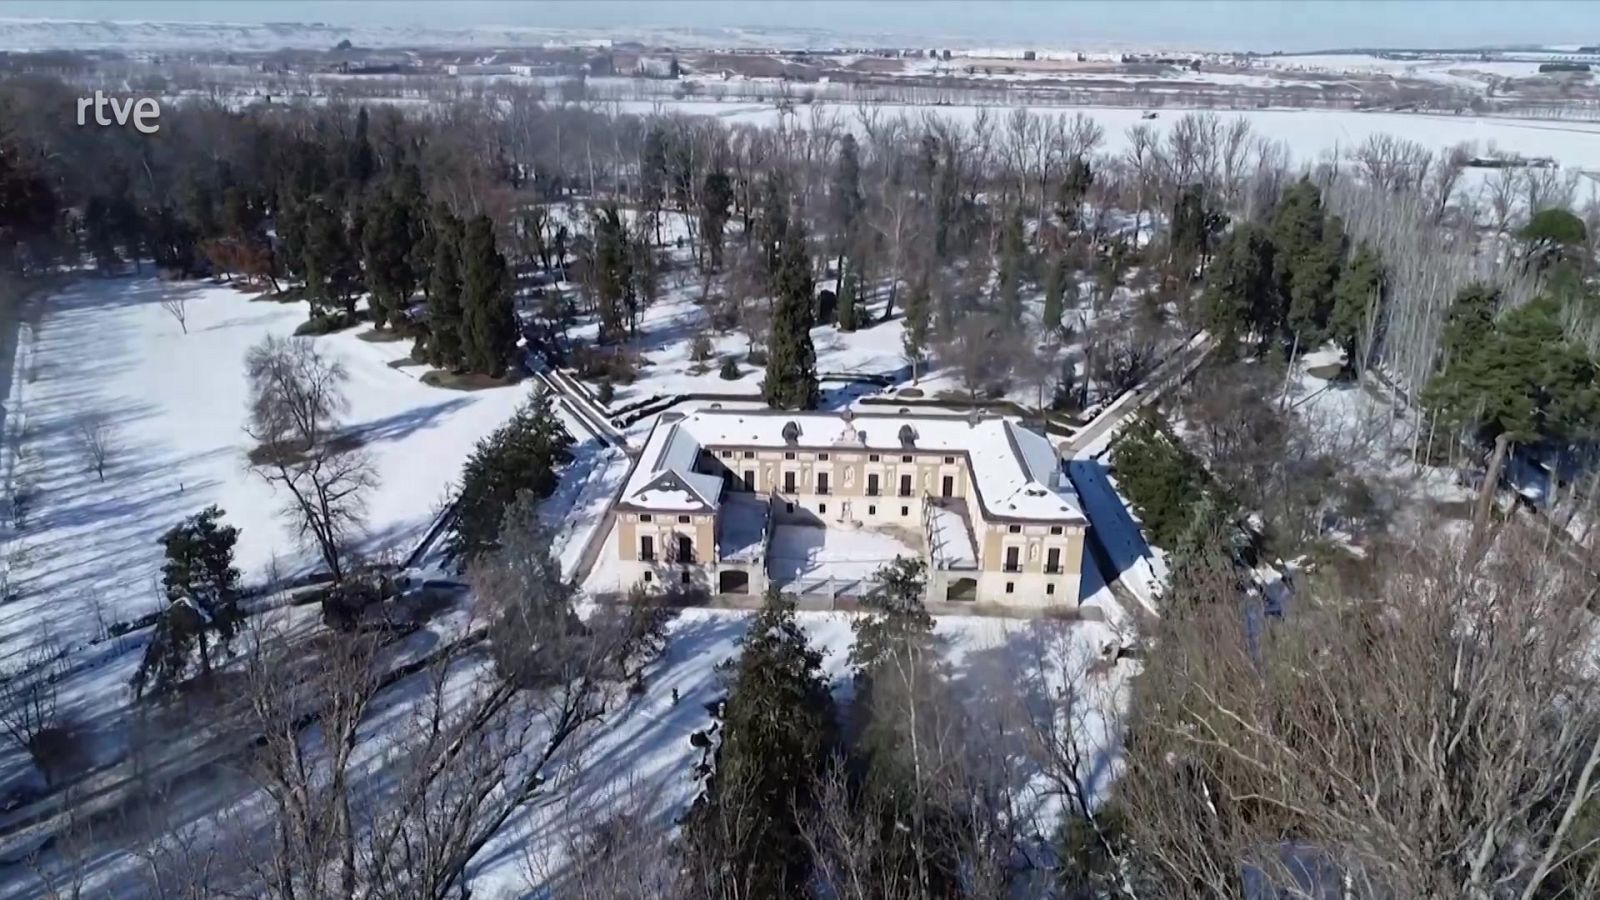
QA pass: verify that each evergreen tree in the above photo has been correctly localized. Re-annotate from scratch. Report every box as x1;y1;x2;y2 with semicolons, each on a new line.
447;392;574;561
640;126;669;246
761;216;819;410
399;166;433;298
847;557;963;896
1201;222;1277;354
830;133;864;297
682;592;836;899
459;215;518;377
1330;241;1385;366
302;197;359;318
589;204;633;343
1111;413;1212;548
426;203;465;369
1270;179;1344;347
348;107;375;185
836;269;860;331
133;506;243;697
903;275;932;380
699;169;733;272
1042;252;1072;341
1056;155;1093;230
361;184;417;329
997;205;1028;325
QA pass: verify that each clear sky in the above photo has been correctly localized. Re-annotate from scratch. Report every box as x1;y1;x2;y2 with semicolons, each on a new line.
1;0;1597;51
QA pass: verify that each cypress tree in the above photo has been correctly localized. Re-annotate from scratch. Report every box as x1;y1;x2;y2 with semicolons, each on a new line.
361;185;417;329
460;215;518;377
427;203;465;370
302;198;359;318
902;275;931;380
762;215;819;410
836;269;860;331
1330;241;1385;366
1201;222;1277;355
682;593;836;899
699;169;733;272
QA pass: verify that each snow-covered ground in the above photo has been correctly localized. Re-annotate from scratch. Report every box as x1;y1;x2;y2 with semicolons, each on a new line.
616;100;1600;171
0;277;567;657
463;603;1132;894
767;522;922;585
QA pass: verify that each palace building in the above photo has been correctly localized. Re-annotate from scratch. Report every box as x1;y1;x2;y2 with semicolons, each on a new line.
609;407;1088;608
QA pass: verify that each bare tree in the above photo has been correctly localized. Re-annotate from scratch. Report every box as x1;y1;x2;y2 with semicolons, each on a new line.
73;411;116;483
161;293;189;334
244;335;371;580
0;638;70;785
1119;520;1600;899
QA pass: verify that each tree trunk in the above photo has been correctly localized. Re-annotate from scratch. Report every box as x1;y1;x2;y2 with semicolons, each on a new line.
1473;432;1513;547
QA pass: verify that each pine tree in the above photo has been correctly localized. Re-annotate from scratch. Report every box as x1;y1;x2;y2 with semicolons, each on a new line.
448;392;574;561
1111;413;1212;548
682;592;836;899
1056;155;1093;230
762;216;819;410
1270;179;1345;347
903;275;932;380
426;203;465;369
133;506;242;697
460;215;518;377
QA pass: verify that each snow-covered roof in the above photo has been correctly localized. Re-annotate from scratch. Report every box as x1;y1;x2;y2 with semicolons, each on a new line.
620;408;1085;523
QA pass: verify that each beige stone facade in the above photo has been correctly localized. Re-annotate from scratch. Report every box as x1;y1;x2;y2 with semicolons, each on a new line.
609;408;1088;609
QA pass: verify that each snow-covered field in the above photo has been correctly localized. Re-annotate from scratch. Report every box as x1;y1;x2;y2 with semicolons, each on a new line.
616;100;1600;171
0;277;554;656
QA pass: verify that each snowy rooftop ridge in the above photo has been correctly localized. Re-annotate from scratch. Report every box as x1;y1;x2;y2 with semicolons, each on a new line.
619;407;1085;523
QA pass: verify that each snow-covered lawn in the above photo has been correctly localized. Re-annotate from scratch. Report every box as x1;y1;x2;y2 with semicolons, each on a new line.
2;277;541;656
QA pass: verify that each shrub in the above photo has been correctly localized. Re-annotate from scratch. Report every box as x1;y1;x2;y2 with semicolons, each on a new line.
597;379;616;405
294;312;358;336
690;333;715;362
571;344;641;384
745;348;769;367
719;357;741;380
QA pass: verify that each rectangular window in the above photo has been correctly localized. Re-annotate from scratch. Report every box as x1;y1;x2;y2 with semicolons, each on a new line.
678;515;691;524
743;450;755;458
784;451;796;460
818;452;830;461
784;471;796;493
743;470;755;491
818;503;827;515
1046;583;1056;596
899;474;912;497
868;505;877;515
867;474;880;496
1046;547;1062;574
720;450;732;458
869;453;880;462
943;455;955;464
681;571;691;585
639;513;652;523
1004;546;1021;572
941;475;954;498
901;454;913;463
1050;525;1063;535
677;534;693;563
643;571;653;583
1005;581;1015;594
900;505;909;516
786;502;795;513
1008;524;1022;533
817;473;830;495
640;535;654;561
